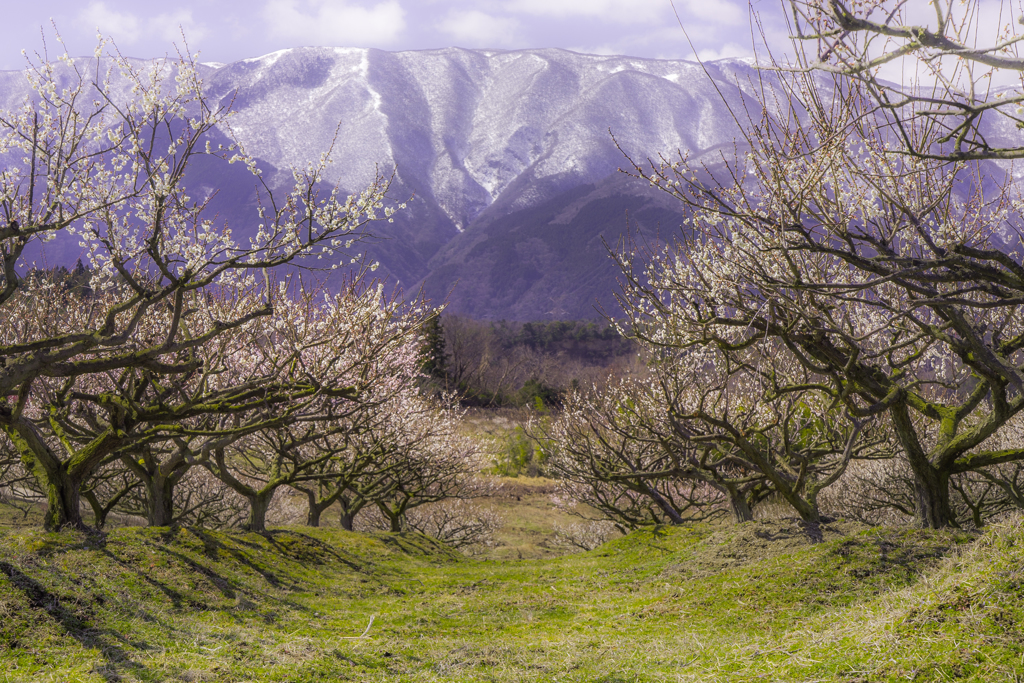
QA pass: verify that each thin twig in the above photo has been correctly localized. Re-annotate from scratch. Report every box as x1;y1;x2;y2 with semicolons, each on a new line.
340;615;375;639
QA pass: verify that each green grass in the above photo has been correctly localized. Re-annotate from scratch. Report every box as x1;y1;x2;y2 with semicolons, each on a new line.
3;514;1022;682
0;500;42;528
481;478;589;559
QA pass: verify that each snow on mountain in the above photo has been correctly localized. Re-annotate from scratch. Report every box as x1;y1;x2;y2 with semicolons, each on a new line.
195;46;768;317
0;47;769;318
202;47;755;231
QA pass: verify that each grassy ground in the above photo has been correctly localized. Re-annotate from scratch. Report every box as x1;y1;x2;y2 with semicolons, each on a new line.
478;477;587;560
3;512;1023;682
0;500;37;528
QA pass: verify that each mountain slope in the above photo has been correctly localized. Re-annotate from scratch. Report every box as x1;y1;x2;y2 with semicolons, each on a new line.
0;48;768;318
420;170;684;319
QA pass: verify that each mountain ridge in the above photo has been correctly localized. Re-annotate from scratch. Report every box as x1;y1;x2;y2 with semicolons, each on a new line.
0;47;771;319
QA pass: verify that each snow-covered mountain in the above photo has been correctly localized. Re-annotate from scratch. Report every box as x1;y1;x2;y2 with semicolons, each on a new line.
202;47;755;227
0;47;770;319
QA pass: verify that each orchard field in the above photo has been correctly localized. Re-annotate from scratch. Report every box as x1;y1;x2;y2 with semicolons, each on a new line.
7;2;1024;681
2;494;1022;683
4;480;1024;683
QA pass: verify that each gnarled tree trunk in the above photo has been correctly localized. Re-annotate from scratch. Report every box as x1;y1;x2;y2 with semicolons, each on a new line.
246;491;275;533
4;419;124;531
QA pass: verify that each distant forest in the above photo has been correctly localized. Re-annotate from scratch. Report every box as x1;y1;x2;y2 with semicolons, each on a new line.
422;315;639;407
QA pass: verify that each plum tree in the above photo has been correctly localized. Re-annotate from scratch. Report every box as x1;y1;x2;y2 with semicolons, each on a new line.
549;342;888;526
203;281;429;532
0;37;399;529
785;0;1024;160
615;64;1024;527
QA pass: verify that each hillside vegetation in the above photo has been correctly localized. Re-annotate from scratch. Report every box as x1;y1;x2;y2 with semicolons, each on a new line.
2;514;1021;682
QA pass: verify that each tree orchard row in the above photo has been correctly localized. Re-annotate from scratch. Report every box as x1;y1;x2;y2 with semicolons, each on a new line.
545;0;1024;530
0;39;490;538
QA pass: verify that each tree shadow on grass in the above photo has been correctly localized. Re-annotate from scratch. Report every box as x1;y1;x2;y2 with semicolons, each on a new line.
368;530;459;561
131;528;393;620
0;525;424;679
121;531;311;624
623;524;675;555
752;518;839;545
0;560;147;682
19;529;106;557
262;529;372;573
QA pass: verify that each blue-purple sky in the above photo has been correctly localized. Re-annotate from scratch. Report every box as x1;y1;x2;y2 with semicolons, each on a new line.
3;0;793;70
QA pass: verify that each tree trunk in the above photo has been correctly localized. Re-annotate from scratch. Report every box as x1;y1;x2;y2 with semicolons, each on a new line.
83;479;136;530
775;487;821;523
82;490;107;530
146;475;176;527
247;492;274;532
301;486;347;528
639;483;685;525
120;450;189;528
305;489;323;527
911;465;953;529
891;405;955;529
40;469;86;531
6;420;119;531
338;493;363;531
727;487;754;523
377;502;405;532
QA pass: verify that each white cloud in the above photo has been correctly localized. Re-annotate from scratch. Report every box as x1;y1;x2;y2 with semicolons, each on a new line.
568;24;716;61
77;3;208;51
153;10;208;46
262;0;405;46
437;10;520;47
696;43;752;61
506;0;664;24
676;0;745;26
80;2;142;43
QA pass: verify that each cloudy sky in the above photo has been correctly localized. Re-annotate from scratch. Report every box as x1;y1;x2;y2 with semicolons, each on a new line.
2;0;792;70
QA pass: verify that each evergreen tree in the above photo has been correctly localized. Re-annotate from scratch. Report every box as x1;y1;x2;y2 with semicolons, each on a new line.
420;314;447;379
